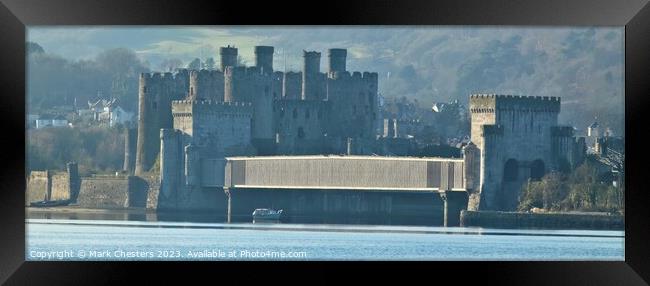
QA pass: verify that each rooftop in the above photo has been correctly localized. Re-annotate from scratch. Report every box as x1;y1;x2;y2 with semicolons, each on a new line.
226;154;463;162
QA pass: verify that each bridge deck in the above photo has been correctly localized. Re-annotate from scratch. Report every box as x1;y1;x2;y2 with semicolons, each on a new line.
223;155;466;192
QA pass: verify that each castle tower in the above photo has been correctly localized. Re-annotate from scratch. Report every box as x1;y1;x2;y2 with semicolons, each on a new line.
328;48;347;73
159;128;181;200
220;46;238;71
135;74;157;175
254;46;274;74
469;94;562;211
134;72;187;175
189;70;224;101
123;127;137;174
325;71;379;143
301;51;322;100
282;72;302;99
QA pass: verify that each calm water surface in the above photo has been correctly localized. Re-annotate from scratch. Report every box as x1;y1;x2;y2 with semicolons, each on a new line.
26;218;624;261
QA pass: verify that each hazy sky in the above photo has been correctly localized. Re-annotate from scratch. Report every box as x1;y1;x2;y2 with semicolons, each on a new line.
28;26;625;132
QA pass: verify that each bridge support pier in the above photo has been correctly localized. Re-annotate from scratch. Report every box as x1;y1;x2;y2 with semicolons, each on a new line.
224;187;232;223
440;192;448;227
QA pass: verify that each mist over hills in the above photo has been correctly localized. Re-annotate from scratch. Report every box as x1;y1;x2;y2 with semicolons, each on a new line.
28;27;624;136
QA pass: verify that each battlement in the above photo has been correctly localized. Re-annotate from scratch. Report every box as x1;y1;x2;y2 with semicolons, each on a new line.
362;71;379;81
303;51;321;58
190;69;224;78
172;99;253;107
327;70;378;82
224;66;273;80
328;48;347;57
220;46;238;55
172;99;253;115
469;94;561;113
255;46;274;53
140;71;187;83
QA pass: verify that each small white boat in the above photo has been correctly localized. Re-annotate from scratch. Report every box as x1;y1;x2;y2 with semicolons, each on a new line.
252;208;283;222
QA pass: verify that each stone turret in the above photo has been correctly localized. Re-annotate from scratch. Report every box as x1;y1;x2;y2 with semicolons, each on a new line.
123;127;137;174
462;142;481;210
159;128;180;199
302;51;322;100
328;48;347;73
220;46;238;71
135;72;187;175
189;69;224;101
254;46;274;74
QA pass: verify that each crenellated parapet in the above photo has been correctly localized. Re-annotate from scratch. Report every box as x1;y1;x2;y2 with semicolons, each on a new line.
189;69;225;101
254;46;274;74
220;45;238;71
224;66;275;103
140;71;190;84
172;99;253;116
189;69;224;78
469;94;561;113
224;65;273;80
135;69;190;175
327;70;379;83
327;48;347;73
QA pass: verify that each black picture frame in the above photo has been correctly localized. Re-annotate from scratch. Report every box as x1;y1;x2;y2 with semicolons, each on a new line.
1;0;648;284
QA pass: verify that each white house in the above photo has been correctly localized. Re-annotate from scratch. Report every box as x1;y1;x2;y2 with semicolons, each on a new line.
80;97;134;127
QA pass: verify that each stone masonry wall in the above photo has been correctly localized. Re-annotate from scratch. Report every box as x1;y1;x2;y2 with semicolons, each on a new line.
50;173;71;200
26;171;49;204
77;176;131;208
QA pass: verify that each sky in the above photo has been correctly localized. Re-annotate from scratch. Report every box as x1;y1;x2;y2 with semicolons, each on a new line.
27;26;625;133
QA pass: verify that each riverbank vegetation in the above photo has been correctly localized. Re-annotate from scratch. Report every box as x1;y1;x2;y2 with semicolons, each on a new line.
518;157;624;213
27;126;125;176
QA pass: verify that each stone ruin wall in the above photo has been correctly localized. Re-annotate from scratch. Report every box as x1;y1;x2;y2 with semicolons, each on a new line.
26;171;156;209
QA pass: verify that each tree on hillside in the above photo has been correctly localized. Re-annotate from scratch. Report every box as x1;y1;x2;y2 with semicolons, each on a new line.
204;57;216;70
159;58;184;72
26;42;45;54
188;58;202;70
95;48;149;77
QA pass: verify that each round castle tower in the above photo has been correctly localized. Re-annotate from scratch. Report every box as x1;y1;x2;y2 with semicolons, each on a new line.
134;72;188;175
302;51;322;100
189;69;224;102
254;46;274;74
220;46;238;71
328;48;347;73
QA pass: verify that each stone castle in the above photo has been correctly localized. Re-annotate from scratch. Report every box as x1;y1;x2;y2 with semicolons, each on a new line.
132;46;380;177
111;45;587;218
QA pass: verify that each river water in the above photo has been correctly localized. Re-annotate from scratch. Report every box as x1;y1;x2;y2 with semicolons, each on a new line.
26;218;624;261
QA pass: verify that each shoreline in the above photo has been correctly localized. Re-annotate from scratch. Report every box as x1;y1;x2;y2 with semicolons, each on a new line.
26;207;625;231
26;218;623;238
460;210;624;231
